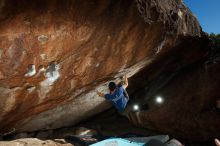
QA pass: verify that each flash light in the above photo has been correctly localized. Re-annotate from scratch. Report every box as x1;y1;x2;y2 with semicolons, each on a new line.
133;104;139;111
155;96;163;104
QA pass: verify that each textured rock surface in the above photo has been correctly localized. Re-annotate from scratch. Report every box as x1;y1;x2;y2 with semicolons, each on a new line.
0;0;159;133
0;0;211;140
0;138;72;146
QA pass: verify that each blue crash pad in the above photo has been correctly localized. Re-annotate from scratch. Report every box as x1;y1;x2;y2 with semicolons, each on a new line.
90;138;145;146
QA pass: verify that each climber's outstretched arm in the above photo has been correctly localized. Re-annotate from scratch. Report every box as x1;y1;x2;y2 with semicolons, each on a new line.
123;75;128;89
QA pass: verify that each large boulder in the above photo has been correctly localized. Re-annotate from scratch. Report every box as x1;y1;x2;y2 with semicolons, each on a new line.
0;0;206;136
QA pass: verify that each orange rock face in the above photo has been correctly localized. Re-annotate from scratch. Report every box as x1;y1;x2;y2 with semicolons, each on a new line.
0;0;204;136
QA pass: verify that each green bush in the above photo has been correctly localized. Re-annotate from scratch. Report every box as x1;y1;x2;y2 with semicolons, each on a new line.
205;33;220;65
209;33;220;50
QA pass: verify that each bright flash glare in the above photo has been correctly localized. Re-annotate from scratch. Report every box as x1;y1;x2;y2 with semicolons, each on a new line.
133;104;139;111
156;96;163;104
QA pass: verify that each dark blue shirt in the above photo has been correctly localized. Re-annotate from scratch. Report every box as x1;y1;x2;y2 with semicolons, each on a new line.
105;86;128;112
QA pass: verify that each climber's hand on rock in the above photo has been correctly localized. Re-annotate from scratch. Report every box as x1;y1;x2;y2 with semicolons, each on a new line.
97;91;105;97
124;74;127;79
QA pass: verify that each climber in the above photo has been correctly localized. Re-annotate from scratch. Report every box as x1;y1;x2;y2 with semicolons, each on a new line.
97;75;129;113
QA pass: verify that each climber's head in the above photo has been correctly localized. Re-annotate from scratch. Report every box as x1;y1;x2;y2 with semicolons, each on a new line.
108;82;116;92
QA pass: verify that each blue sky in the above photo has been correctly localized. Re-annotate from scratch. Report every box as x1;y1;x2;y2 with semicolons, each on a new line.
184;0;220;34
